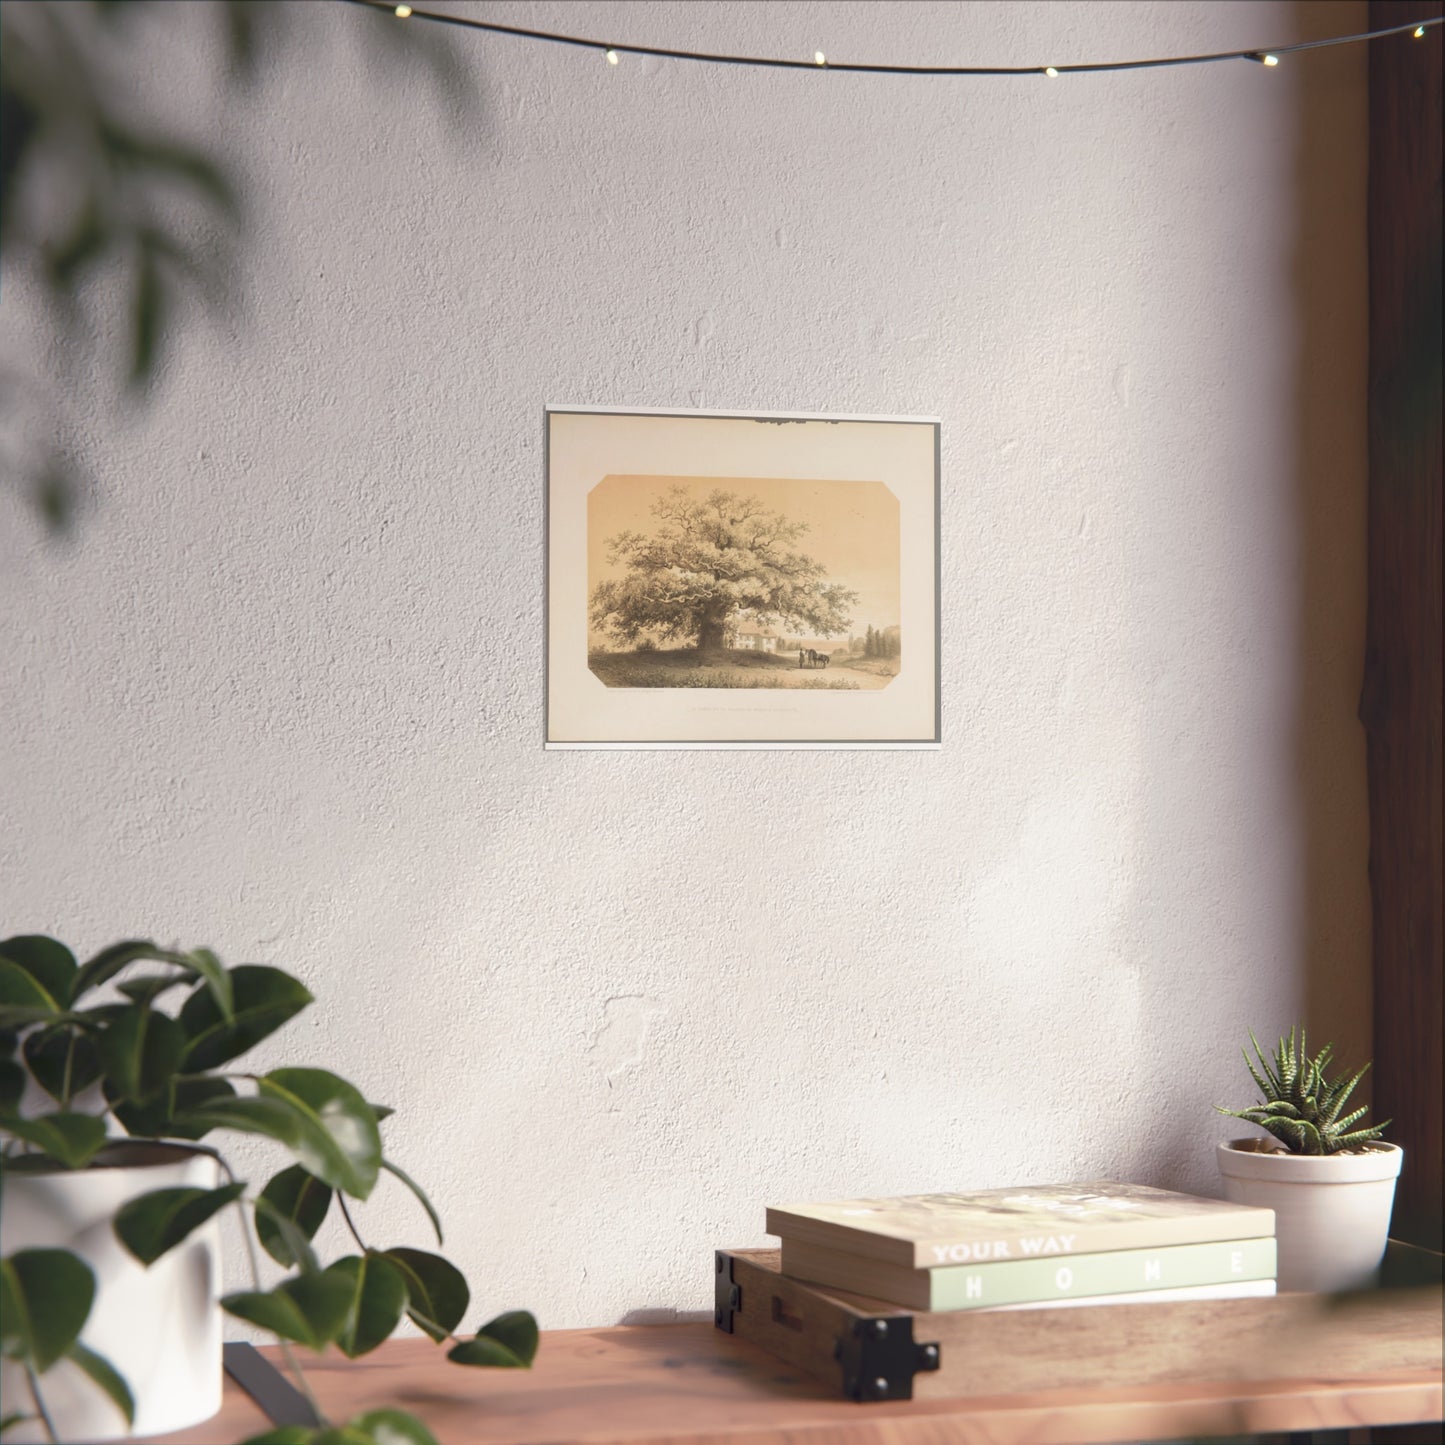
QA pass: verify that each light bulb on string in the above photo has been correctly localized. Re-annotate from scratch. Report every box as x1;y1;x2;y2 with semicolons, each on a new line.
339;2;1441;80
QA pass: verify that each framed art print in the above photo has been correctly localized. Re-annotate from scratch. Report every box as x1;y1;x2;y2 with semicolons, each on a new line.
545;407;940;749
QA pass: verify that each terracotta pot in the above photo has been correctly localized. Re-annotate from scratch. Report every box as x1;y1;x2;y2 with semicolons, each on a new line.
0;1141;224;1441
1216;1137;1403;1293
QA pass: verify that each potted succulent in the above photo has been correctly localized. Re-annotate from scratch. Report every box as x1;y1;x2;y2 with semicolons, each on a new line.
0;934;537;1444
1215;1025;1402;1293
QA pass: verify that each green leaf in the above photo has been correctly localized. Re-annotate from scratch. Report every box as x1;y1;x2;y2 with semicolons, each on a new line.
0;938;76;1008
351;1409;441;1445
171;1095;311;1162
0;960;60;1027
0;1261;23;1358
382;1248;468;1342
252;1196;321;1276
67;1340;135;1426
182;948;233;1022
0;1060;24;1114
1331;1104;1371;1134
0;1112;108;1168
222;1272;353;1351
107;1073;239;1142
447;1310;538;1369
116;975;191;1008
0;1248;95;1371
380;1158;442;1246
258;1069;381;1201
326;1253;407;1358
113;1182;245;1265
310;1430;374;1445
370;1103;394;1122
98;1006;187;1103
23;1027;102;1103
178;1082;379;1200
180;966;312;1071
256;1165;332;1268
72;941;175;1000
104;1076;171;1139
153;1076;240;1141
1332;1121;1392;1151
73;1003;131;1031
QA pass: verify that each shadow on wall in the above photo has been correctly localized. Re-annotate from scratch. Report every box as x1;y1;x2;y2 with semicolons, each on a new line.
1287;0;1373;1088
0;0;473;536
1130;0;1373;1196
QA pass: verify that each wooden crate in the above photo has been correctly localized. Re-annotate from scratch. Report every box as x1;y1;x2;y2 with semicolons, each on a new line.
715;1242;1445;1404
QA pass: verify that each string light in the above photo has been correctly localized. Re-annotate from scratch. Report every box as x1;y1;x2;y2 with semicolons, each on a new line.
339;2;1443;78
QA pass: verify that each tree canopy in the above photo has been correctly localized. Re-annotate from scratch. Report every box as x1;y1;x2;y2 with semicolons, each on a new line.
589;486;857;652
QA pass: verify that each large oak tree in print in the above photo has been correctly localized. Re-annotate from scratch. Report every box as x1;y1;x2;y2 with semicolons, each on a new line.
589;486;858;652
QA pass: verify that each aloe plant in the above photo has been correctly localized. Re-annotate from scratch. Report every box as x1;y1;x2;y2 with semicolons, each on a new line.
0;935;536;1445
1216;1025;1391;1156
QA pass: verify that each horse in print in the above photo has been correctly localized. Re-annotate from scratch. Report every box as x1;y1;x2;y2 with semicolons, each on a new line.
805;649;831;669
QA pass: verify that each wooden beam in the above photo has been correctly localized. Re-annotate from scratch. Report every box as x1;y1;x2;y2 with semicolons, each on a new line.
1364;0;1444;1266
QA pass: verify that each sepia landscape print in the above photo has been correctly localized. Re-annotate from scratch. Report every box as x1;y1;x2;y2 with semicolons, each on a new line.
587;475;900;690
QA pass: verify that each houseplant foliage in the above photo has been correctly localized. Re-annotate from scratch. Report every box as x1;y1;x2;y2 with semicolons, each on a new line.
1;0;465;533
1214;1023;1402;1294
0;934;536;1445
1215;1025;1390;1155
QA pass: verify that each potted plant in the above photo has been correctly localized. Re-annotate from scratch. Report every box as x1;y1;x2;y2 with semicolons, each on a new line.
0;934;537;1444
1215;1025;1402;1293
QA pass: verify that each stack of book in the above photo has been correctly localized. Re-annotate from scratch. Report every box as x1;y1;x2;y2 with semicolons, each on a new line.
766;1181;1277;1312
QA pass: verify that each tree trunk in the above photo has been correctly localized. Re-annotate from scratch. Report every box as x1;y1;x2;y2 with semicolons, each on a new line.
696;612;730;653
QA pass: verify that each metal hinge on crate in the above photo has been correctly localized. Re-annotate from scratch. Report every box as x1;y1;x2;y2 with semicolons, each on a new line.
714;1251;742;1332
833;1313;941;1402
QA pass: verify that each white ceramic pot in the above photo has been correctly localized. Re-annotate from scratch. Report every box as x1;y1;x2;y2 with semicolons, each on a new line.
1216;1137;1403;1293
0;1141;224;1442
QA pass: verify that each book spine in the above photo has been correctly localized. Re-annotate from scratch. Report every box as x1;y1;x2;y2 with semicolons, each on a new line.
981;1278;1277;1311
930;1237;1277;1310
910;1212;1276;1268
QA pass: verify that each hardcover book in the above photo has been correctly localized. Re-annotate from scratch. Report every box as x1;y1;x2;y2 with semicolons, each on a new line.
779;1234;1278;1310
766;1181;1275;1270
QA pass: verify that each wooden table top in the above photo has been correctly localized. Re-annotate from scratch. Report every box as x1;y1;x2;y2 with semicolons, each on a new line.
149;1320;1444;1445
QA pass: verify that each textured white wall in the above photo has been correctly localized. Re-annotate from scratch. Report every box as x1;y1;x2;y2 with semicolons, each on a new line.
0;0;1370;1330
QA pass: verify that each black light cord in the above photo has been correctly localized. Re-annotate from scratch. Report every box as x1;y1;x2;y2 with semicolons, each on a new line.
338;1;1441;77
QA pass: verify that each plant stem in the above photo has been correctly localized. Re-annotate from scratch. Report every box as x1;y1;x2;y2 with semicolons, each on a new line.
24;1364;57;1444
60;1032;76;1109
336;1194;367;1253
219;1157;327;1427
333;1190;459;1346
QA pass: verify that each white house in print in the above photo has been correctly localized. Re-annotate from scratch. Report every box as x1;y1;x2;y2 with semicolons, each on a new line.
733;629;781;652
